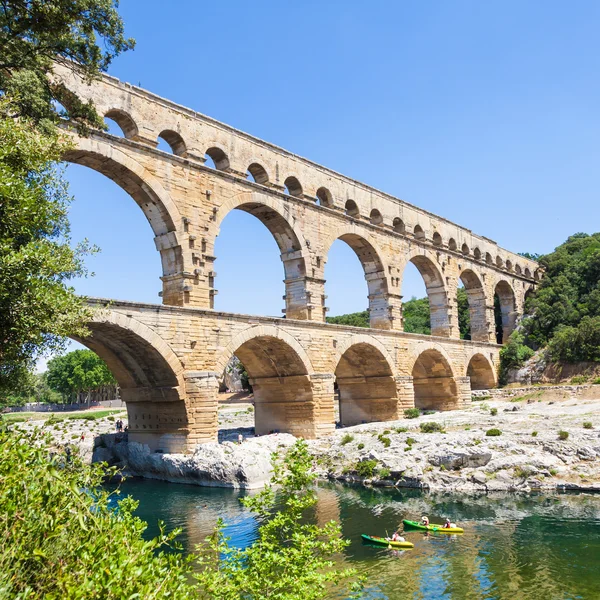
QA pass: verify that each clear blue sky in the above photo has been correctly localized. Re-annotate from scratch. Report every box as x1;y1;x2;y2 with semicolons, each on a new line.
57;0;600;360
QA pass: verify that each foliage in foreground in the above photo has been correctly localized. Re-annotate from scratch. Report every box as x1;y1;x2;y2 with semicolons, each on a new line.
0;427;196;599
0;429;361;599
195;440;362;599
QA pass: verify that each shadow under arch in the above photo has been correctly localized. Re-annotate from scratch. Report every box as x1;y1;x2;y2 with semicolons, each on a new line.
214;192;312;319
216;326;317;438
334;340;398;427
73;309;187;452
411;348;459;410
467;353;496;390
325;231;391;329
404;253;450;337
63;136;184;302
459;269;488;342
495;280;517;344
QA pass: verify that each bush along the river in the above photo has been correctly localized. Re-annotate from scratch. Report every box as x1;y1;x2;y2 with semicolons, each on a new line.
0;428;362;599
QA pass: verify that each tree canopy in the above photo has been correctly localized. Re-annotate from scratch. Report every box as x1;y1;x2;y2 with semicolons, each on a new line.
0;0;133;394
46;349;115;399
523;232;600;362
1;0;134;131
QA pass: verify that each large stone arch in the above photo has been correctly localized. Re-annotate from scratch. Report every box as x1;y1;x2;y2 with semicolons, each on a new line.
214;191;314;319
458;268;489;342
216;326;317;437
411;347;459;411
323;227;392;329
73;309;187;452
403;251;451;337
466;353;497;390
334;339;398;427
63;134;186;305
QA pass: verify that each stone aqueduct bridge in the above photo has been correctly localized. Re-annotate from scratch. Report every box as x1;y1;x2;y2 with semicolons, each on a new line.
57;66;541;453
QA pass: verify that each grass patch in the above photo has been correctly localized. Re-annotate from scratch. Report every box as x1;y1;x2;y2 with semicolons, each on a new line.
419;422;445;434
549;468;558;476
593;377;600;385
404;408;420;419
486;428;502;437
583;422;593;430
514;466;534;479
394;427;408;433
405;437;417;446
357;443;364;450
532;431;538;437
490;408;498;416
340;433;354;446
570;376;588;385
558;430;569;441
472;394;491;402
377;467;391;479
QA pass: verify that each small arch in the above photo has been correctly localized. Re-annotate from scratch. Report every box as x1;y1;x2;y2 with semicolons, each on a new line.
316;187;333;207
473;247;481;260
506;259;513;272
448;238;457;251
393;217;405;234
524;267;532;279
433;232;443;246
247;162;269;184
414;224;425;240
370;209;383;225
486;252;493;265
335;342;397;427
461;243;470;256
158;130;187;156
283;176;303;198
345;199;360;217
104;109;138;139
494;280;517;344
205;147;230;171
496;256;503;268
412;349;459;411
515;264;522;275
467;354;496;390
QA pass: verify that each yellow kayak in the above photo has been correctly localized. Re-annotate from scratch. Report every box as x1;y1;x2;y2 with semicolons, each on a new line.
403;519;464;533
361;534;414;548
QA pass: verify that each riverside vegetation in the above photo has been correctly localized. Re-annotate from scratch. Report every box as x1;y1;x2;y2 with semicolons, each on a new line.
0;427;362;599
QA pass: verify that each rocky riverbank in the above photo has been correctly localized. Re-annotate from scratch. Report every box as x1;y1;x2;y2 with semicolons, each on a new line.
86;386;600;492
10;386;600;493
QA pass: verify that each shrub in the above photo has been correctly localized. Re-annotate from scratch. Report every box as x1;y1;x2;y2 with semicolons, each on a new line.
514;466;534;479
355;459;378;478
406;437;417;446
593;377;600;385
340;433;354;445
570;376;588;385
394;427;408;433
558;430;569;440
246;406;254;413
357;443;365;450
404;408;420;419
383;429;391;435
423;410;436;415
472;394;491;402
583;422;593;430
486;428;502;437
532;431;538;437
473;439;482;445
547;317;600;363
498;331;535;385
419;422;445;434
490;408;498;416
377;434;391;448
377;467;391;479
549;468;558;476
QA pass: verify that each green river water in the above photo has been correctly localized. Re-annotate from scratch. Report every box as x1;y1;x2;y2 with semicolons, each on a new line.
115;479;600;599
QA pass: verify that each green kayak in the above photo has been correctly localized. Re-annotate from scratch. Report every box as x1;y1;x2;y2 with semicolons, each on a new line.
361;534;414;548
403;519;464;533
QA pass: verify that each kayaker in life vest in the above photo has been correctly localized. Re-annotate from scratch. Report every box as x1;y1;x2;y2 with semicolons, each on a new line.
420;516;430;527
389;530;405;542
443;518;457;529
